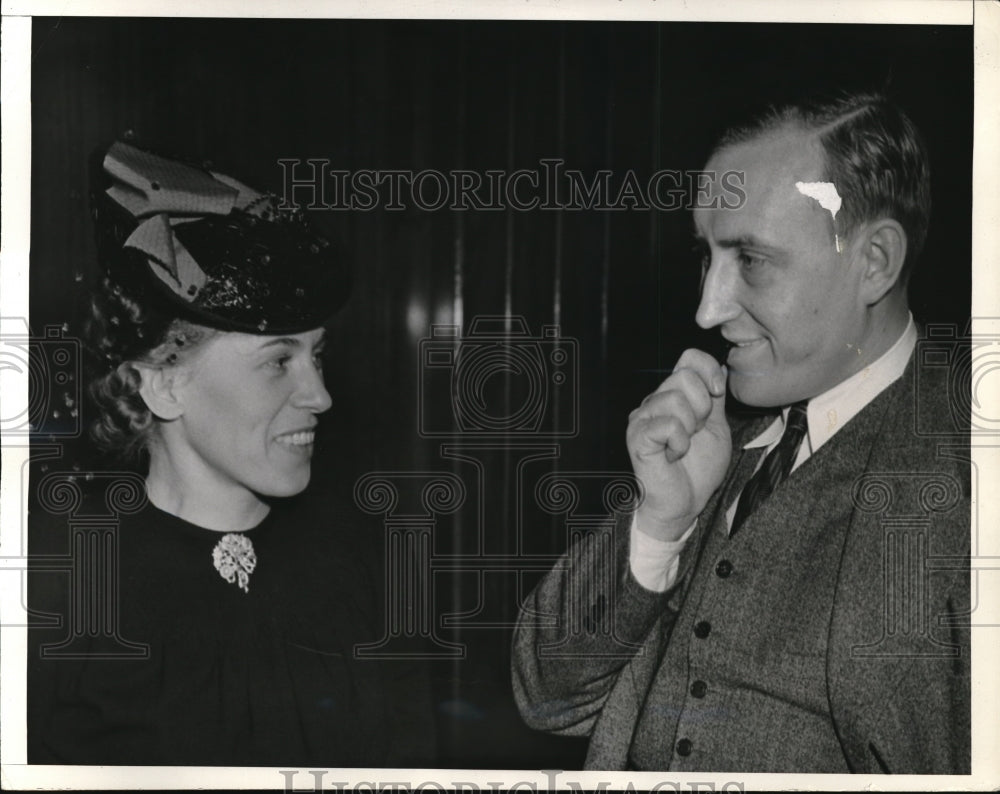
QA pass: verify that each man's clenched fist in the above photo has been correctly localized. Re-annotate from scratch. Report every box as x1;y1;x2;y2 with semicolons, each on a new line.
626;348;732;542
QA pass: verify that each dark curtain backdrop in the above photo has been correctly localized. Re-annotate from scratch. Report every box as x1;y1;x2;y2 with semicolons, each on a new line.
29;17;972;768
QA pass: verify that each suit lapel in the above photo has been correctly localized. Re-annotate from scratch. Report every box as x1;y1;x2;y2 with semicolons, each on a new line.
825;362;920;770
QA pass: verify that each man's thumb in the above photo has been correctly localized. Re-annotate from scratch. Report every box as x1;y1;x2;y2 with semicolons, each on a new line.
708;365;728;425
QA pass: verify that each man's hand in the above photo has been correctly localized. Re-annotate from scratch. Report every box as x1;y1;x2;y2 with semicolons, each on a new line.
626;348;732;542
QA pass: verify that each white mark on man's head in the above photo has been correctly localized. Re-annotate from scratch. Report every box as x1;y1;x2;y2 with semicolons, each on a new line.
795;180;843;253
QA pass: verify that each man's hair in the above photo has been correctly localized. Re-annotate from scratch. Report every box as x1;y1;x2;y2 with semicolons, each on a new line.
712;91;931;279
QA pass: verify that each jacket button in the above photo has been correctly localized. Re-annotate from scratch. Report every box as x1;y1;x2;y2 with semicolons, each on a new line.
690;680;707;698
694;620;712;639
715;559;733;578
676;738;693;757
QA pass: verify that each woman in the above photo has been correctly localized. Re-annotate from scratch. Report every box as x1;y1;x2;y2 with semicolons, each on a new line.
28;141;433;766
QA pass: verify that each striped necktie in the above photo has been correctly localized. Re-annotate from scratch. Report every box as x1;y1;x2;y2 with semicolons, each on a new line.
730;400;809;536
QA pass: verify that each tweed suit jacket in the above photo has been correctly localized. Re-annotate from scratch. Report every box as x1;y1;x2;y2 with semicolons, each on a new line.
512;350;971;773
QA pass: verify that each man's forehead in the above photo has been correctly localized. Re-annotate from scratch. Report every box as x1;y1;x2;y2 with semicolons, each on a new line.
710;125;824;172
696;128;831;239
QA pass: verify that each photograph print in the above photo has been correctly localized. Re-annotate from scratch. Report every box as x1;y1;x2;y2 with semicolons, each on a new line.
2;3;994;790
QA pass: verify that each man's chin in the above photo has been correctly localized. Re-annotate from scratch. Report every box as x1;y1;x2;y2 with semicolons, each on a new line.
727;372;788;409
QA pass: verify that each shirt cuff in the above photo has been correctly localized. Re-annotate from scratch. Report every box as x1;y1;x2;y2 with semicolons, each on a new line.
629;513;697;593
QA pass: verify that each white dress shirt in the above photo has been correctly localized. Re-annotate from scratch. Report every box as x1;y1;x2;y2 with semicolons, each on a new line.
629;314;918;592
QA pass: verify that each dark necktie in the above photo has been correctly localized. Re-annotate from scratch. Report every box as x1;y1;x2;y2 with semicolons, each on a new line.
730;400;809;536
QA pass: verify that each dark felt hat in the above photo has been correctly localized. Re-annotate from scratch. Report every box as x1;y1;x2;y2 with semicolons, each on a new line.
91;141;350;336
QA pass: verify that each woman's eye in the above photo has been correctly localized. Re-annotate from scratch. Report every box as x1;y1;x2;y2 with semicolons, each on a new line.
312;354;324;370
269;355;291;370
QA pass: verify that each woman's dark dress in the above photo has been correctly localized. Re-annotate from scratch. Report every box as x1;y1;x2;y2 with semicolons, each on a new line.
28;490;432;766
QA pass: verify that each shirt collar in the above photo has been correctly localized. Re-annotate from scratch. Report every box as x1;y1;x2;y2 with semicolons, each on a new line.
744;313;917;453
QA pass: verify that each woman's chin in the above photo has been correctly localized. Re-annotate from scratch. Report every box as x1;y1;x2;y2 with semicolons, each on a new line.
256;470;313;499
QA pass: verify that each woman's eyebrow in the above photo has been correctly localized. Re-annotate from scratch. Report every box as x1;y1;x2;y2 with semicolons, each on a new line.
255;332;326;353
258;337;301;349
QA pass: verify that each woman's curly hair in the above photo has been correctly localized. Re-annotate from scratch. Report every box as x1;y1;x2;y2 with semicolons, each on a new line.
86;274;216;462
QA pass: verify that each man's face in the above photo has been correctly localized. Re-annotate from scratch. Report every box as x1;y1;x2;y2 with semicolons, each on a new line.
693;127;871;407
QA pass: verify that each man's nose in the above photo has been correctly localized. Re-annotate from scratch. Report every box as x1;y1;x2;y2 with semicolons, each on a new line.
293;365;333;414
695;257;741;330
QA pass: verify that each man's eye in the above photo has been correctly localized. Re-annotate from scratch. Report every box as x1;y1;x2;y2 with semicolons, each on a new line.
738;251;765;270
692;244;710;271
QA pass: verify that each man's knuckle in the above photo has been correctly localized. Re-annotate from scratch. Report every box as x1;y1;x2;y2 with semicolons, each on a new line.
668;370;693;393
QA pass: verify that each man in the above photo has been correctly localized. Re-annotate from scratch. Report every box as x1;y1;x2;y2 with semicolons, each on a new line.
512;92;970;774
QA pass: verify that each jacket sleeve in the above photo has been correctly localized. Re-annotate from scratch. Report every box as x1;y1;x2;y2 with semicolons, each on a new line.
511;511;678;736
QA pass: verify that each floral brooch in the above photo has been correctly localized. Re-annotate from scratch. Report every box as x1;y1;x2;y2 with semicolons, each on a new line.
212;533;257;593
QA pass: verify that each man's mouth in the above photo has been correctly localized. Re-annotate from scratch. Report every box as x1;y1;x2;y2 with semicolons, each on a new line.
723;337;767;366
724;336;766;350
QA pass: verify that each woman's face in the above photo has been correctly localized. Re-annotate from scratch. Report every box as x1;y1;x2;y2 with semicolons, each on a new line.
165;327;332;501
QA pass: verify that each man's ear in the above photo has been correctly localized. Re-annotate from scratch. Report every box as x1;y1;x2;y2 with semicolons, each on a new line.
856;218;907;304
133;363;185;421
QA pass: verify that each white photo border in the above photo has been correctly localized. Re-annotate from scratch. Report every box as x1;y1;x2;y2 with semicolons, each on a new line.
2;1;996;790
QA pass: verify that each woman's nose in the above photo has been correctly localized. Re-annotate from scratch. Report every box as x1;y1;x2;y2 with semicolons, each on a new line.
294;366;333;413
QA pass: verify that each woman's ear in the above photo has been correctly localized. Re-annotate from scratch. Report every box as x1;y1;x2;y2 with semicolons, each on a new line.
133;363;185;421
857;218;908;305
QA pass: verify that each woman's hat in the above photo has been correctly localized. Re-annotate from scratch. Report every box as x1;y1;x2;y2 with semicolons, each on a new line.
91;141;351;335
